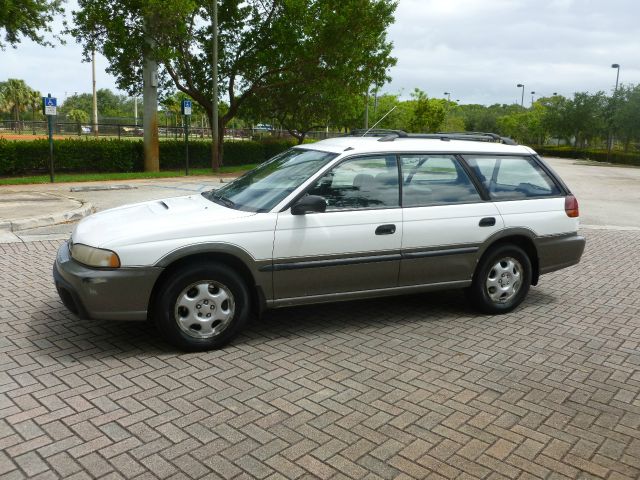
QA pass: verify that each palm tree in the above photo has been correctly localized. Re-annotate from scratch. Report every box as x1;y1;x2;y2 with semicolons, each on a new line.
28;89;42;134
1;79;31;131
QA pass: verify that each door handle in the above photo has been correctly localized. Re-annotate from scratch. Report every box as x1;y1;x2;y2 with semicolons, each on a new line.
375;224;396;235
479;217;496;227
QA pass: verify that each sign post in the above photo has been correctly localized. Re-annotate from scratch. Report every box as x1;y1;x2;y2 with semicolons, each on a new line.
42;94;57;182
181;100;192;176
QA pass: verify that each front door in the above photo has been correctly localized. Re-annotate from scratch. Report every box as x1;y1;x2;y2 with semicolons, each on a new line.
273;155;402;300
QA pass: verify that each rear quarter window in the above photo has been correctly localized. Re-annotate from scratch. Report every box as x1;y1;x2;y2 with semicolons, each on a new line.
464;155;562;200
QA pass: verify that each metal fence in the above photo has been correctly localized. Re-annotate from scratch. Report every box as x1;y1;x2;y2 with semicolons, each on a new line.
0;120;341;141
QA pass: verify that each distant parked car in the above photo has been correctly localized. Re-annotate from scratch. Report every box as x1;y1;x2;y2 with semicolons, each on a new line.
54;131;585;351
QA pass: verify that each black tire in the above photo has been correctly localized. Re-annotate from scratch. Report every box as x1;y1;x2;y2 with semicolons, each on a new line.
468;244;532;314
154;262;251;351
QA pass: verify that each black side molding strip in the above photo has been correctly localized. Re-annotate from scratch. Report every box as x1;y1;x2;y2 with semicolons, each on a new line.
260;253;402;272
401;246;478;260
262;246;479;272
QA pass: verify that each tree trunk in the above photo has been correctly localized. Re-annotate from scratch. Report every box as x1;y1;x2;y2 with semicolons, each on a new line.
142;49;160;172
217;124;224;167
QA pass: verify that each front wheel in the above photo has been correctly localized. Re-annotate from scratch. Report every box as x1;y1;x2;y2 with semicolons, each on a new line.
154;262;251;351
468;244;532;314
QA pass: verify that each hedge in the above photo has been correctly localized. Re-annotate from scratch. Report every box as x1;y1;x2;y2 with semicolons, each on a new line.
0;137;299;176
533;145;640;167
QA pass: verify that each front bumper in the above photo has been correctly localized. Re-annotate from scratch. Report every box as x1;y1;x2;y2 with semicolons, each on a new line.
53;242;163;321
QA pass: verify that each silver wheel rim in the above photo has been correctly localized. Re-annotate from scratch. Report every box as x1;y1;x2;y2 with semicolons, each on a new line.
174;281;235;339
485;257;523;304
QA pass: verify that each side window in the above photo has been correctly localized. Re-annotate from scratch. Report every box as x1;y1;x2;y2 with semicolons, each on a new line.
400;155;481;207
307;156;399;210
465;156;561;200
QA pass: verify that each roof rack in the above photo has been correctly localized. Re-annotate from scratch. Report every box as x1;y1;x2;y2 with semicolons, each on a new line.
345;129;517;145
347;129;408;138
433;132;518;145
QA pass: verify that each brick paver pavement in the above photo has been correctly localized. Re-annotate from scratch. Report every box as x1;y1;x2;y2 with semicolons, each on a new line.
1;229;639;479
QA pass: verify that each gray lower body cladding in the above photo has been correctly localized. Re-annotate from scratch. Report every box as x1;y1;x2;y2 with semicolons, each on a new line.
52;232;585;321
534;233;586;274
53;242;162;321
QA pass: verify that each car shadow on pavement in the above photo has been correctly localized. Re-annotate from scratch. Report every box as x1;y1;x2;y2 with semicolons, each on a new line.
29;286;557;360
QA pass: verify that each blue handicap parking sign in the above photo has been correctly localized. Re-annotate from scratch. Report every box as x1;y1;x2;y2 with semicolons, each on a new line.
43;96;58;115
181;100;192;115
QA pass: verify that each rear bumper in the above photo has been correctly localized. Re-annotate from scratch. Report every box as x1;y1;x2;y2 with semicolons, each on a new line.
535;232;586;275
53;242;163;321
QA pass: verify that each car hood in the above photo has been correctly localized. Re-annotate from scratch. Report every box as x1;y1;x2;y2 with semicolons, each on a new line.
72;194;256;248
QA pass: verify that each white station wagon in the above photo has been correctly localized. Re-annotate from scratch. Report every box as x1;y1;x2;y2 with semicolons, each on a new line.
54;131;585;351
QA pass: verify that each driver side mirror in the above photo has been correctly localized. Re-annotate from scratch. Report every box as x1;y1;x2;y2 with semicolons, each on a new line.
291;195;327;215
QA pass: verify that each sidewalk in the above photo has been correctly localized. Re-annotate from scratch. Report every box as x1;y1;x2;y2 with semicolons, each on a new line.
0;175;231;243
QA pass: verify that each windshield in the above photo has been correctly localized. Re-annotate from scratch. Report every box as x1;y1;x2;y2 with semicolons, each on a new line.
202;148;338;212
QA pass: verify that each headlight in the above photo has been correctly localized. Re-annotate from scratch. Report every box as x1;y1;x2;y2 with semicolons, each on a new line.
70;243;121;268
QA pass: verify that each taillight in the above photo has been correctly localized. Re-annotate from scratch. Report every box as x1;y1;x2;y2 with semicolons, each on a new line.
565;195;579;218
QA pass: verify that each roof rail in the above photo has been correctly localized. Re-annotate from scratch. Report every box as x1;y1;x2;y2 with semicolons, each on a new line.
345;129;518;145
346;129;408;138
430;132;518;145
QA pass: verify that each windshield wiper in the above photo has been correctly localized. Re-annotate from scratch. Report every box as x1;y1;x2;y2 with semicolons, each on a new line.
213;193;236;208
203;190;236;208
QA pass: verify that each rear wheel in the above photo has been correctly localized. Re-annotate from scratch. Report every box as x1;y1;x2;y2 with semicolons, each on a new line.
468;244;532;314
154;262;250;351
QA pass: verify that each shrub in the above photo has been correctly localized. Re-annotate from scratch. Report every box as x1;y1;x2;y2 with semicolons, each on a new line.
0;137;300;176
533;145;640;166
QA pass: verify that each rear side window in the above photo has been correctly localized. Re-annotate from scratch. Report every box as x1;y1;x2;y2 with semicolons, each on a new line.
401;155;481;206
464;156;561;200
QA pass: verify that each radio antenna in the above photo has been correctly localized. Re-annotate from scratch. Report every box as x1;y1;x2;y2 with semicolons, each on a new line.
362;105;398;136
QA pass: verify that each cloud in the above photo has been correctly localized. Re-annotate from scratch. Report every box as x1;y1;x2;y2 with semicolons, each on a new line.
1;0;638;107
385;0;640;104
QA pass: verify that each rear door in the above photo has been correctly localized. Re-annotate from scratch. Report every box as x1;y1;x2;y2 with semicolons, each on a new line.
272;155;402;300
399;154;503;286
462;155;570;235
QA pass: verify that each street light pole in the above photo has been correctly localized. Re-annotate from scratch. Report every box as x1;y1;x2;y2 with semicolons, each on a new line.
612;63;620;91
92;50;98;136
444;92;451;102
530;91;536;106
211;0;219;170
517;84;525;107
607;63;621;161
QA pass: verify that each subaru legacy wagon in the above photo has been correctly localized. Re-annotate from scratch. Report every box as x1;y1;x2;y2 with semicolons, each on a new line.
54;131;585;351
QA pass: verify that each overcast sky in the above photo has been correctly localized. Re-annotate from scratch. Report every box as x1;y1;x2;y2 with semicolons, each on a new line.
2;0;639;106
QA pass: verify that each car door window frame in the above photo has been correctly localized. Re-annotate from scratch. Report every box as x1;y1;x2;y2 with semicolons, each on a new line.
398;153;485;208
460;154;567;202
284;153;403;213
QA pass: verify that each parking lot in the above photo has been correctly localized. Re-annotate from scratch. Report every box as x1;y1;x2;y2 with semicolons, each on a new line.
1;159;639;479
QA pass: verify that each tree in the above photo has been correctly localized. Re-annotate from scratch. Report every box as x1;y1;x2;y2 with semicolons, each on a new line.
611;84;640;152
406;89;446;133
0;79;32;130
67;109;89;134
539;95;570;143
560;92;607;148
245;80;366;143
70;0;397;166
0;0;64;48
59;89;137;121
495;104;542;145
363;93;411;131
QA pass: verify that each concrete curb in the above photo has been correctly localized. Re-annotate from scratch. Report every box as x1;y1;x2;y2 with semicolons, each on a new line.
2;202;94;232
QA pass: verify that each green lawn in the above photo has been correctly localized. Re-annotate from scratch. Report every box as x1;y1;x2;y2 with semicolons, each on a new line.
0;164;256;186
